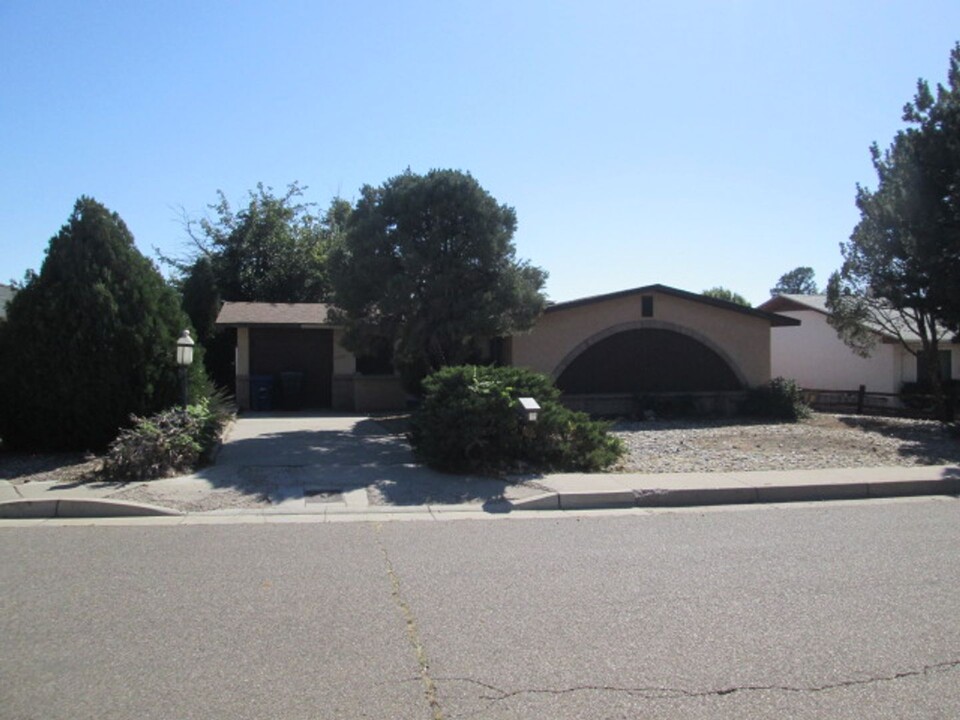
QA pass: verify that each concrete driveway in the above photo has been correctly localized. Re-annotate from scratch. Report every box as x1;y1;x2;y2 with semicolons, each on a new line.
217;412;414;469
138;411;534;512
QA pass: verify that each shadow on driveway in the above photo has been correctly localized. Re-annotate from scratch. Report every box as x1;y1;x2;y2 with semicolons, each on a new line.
190;413;534;509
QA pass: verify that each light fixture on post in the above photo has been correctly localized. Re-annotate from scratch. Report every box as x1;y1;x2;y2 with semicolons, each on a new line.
176;329;195;410
516;397;540;424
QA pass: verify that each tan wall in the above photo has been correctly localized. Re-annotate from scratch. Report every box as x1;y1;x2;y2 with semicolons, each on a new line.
235;327;251;409
332;329;356;375
510;291;772;387
332;374;407;412
353;375;407;411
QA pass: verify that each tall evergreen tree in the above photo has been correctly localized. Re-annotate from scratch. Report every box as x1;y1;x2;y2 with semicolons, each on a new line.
0;197;191;450
827;43;960;419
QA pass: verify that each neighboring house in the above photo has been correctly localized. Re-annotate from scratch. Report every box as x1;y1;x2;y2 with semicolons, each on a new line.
758;294;959;394
0;283;14;320
217;284;799;412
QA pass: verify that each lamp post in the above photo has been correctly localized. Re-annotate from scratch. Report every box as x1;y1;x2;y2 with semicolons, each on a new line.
176;329;195;410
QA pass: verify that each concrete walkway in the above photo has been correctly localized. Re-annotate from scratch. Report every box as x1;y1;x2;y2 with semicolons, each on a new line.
1;412;958;519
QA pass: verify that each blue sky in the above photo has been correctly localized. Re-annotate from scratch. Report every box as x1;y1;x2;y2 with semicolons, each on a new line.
2;1;958;305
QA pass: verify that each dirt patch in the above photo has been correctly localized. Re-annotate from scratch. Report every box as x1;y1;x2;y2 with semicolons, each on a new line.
106;482;273;513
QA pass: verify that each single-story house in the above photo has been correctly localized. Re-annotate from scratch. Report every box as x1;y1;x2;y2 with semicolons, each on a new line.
758;294;958;394
216;284;799;412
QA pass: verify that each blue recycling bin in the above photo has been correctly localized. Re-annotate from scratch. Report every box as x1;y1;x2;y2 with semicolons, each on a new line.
250;375;275;411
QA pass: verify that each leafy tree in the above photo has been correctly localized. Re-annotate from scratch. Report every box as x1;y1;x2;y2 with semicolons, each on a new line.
827;43;960;420
179;255;234;389
770;267;819;296
180;256;220;344
329;169;548;388
0;197;193;451
182;182;335;303
702;286;750;307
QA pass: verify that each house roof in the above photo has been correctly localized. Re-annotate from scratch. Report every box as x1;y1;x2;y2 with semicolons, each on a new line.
216;284;802;331
216;302;335;327
758;294;957;344
547;284;800;327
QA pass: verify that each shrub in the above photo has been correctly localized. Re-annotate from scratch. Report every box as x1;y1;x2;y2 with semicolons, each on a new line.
101;394;233;482
409;365;624;473
741;377;811;421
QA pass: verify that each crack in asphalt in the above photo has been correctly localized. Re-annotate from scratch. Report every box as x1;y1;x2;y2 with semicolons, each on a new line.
440;658;960;714
374;523;444;720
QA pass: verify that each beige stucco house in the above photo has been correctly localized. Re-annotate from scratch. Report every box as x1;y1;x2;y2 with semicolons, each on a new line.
758;294;958;394
216;284;798;413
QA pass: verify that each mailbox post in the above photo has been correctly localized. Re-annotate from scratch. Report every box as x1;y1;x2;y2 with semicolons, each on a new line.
516;397;540;423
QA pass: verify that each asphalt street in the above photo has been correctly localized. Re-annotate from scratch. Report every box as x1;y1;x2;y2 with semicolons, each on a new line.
2;498;959;719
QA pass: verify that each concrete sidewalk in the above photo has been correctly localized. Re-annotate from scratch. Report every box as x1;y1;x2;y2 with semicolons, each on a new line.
1;464;957;519
512;464;960;510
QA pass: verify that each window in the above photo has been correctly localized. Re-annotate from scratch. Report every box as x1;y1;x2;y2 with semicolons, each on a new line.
641;295;654;317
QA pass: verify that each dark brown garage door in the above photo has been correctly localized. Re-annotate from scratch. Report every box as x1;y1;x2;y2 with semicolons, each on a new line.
249;328;333;408
556;328;742;394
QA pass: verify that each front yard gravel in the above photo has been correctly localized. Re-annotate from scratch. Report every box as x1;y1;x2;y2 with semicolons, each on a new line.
612;413;960;473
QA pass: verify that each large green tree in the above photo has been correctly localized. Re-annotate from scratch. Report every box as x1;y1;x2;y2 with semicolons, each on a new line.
770;267;818;296
182;182;336;303
827;43;960;419
329;169;548;388
0;197;192;450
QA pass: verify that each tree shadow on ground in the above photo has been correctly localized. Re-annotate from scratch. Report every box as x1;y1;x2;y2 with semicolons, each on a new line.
366;474;519;511
836;416;960;465
0;451;100;484
188;416;533;511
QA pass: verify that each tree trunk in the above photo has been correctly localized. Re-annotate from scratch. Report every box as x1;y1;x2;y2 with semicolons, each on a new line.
921;337;948;422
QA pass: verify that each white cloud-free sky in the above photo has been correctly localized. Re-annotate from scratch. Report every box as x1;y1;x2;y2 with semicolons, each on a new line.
2;1;958;305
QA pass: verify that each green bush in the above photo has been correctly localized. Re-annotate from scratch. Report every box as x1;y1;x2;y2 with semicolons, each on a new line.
409;365;624;473
741;377;811;421
101;394;233;482
0;197;195;451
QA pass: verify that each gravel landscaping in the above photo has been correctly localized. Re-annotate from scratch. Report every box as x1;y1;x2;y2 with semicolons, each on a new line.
612;413;960;473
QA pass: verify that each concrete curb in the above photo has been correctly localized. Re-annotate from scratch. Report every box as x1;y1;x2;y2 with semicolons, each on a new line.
0;498;184;519
509;476;960;511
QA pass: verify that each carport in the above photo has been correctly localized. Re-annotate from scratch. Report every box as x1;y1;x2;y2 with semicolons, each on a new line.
215;302;406;412
216;303;344;411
